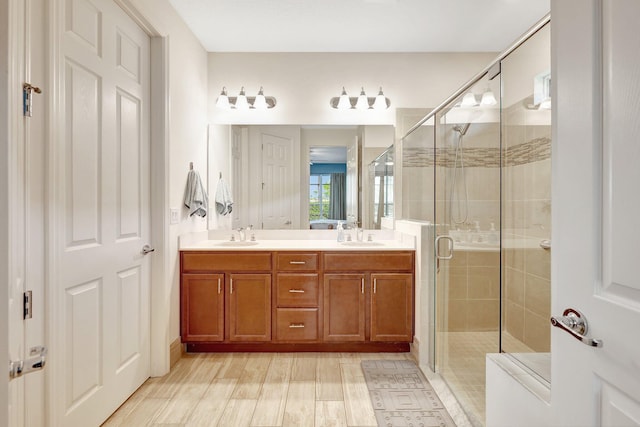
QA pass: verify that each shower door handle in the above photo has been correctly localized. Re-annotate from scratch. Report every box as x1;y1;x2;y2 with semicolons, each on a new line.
550;308;603;348
435;236;454;260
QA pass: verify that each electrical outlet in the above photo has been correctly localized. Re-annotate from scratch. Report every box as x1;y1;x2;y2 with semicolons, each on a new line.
170;208;179;224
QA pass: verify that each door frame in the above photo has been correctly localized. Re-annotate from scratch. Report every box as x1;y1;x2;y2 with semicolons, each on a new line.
1;0;16;424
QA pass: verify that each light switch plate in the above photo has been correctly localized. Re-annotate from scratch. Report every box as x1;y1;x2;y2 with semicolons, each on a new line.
170;208;179;224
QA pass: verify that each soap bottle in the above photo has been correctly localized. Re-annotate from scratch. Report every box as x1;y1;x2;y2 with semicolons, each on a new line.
336;221;345;242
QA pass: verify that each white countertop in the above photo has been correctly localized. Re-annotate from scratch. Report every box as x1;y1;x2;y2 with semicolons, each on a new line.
180;239;415;251
179;229;415;251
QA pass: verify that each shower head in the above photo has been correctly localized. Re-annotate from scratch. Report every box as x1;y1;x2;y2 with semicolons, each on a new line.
453;123;471;136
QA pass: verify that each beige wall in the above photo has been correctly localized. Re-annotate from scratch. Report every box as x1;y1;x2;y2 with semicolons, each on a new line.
128;0;209;343
208;52;496;125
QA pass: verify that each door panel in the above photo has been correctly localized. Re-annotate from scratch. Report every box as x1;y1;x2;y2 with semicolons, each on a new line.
53;0;151;424
181;274;224;342
323;274;365;341
228;274;272;342
251;126;300;229
371;274;413;342
552;1;640;425
262;132;293;229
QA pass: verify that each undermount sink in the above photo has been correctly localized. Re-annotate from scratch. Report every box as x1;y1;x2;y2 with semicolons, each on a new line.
216;240;259;247
340;241;385;247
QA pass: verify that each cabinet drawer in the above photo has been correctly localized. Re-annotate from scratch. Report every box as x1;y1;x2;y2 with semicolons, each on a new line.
276;253;318;271
276;274;319;307
182;252;272;272
276;308;318;341
323;252;413;272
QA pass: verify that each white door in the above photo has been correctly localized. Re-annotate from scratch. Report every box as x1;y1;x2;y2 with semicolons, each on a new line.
552;1;640;425
50;0;151;425
258;126;300;229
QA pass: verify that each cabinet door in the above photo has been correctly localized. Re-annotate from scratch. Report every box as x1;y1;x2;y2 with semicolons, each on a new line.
371;273;413;342
323;274;365;341
181;274;224;342
229;273;272;342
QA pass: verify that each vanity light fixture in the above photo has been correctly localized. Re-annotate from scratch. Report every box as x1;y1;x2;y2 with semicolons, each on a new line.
330;86;390;110
480;88;497;106
355;87;369;110
215;86;277;110
337;87;351;110
460;92;478;107
215;87;231;109
373;87;387;110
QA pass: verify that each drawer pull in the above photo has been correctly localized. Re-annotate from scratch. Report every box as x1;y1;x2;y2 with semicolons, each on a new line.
289;261;306;265
218;278;221;294
288;289;305;293
289;323;305;328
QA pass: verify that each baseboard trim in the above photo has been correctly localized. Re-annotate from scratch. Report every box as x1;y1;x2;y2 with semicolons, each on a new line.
169;337;184;368
185;342;411;353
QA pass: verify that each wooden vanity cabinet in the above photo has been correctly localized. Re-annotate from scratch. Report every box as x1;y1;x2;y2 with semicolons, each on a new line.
324;252;414;344
180;252;272;344
180;249;414;351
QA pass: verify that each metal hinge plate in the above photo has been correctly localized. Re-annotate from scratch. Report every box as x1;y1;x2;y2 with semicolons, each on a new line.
24;290;32;319
23;83;42;117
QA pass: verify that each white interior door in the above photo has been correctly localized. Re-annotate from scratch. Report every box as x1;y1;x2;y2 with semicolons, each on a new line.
257;126;300;229
50;0;151;425
552;1;640;425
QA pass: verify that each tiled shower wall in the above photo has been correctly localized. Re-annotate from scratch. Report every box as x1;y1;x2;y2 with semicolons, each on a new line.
443;250;500;332
502;103;552;352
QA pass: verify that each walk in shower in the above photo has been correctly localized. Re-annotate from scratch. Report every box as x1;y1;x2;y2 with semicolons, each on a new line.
401;17;551;426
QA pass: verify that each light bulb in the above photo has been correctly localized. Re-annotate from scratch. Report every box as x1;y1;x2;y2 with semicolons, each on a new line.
253;86;268;109
480;89;497;106
337;87;351;110
460;92;477;107
215;87;230;109
373;87;387;110
235;87;249;110
355;87;369;110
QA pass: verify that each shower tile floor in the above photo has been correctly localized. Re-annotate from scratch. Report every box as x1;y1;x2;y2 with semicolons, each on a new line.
437;331;534;426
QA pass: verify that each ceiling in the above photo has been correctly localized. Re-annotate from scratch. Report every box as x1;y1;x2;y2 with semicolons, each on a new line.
310;146;347;164
168;0;550;53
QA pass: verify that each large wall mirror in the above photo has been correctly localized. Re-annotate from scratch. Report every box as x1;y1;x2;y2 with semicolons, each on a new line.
208;124;394;230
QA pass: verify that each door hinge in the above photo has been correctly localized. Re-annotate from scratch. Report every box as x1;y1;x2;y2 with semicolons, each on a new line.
23;290;32;319
23;83;42;117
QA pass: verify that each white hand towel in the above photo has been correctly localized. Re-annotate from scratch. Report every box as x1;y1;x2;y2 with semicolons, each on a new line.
215;178;234;216
183;170;208;217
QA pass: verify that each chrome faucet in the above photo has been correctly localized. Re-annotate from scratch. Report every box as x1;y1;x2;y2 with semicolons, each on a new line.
235;225;253;242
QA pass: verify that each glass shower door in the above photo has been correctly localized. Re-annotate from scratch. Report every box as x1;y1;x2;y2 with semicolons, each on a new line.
433;74;502;426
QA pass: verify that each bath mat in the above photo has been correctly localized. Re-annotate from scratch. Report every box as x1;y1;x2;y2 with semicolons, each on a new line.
361;360;455;427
